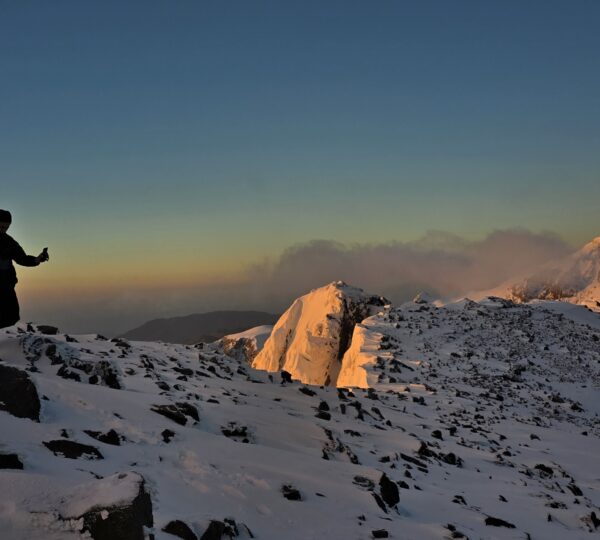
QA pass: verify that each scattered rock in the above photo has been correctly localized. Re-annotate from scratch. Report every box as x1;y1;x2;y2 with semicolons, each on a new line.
162;429;176;443
379;473;400;507
43;440;104;460
534;464;554;477
0;453;23;469
221;422;251;443
485;516;516;528
151;402;199;426
353;476;375;490
84;429;122;446
372;530;389;539
36;325;59;335
163;519;197;540
282;484;302;501
200;519;238;540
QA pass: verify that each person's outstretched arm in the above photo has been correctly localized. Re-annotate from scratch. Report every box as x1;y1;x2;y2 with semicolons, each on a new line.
11;239;46;267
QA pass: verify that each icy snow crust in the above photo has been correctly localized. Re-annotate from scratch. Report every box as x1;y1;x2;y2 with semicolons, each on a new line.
1;293;600;539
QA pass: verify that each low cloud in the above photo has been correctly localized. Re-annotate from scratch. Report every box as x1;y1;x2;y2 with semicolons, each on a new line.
244;229;572;308
22;229;573;335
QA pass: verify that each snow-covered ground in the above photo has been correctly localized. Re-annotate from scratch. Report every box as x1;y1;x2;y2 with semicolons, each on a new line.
1;285;600;539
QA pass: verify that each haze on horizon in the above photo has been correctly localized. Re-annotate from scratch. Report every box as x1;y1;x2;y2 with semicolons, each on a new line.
2;1;599;335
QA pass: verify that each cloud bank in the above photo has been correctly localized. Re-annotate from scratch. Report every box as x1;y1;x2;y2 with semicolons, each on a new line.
22;229;573;335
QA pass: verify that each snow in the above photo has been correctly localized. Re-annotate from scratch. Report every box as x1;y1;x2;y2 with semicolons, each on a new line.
1;283;599;539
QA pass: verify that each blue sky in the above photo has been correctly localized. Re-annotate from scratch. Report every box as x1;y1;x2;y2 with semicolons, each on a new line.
1;1;599;331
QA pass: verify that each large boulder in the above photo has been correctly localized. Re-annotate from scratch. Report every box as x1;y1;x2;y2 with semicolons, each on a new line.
58;472;153;540
0;364;41;421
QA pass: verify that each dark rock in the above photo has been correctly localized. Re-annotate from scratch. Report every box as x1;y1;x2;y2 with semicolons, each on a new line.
379;473;400;507
43;440;103;460
591;511;600;529
372;530;389;539
353;476;375;490
0;365;41;421
371;493;388;513
152;405;187;425
0;453;23;469
37;325;59;335
282;484;302;501
280;370;293;384
418;441;437;459
441;452;462;466
84;429;122;446
431;429;443;440
299;386;316;396
80;474;153;540
567;483;583;496
162;429;176;443
177;402;200;422
163;519;197;540
315;411;331;421
173;366;194;377
57;365;81;382
200;519;237;540
221;423;250;442
534;464;554;477
485;516;516;528
151;402;198;425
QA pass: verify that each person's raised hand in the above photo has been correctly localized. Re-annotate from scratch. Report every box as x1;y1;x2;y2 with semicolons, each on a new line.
37;247;49;263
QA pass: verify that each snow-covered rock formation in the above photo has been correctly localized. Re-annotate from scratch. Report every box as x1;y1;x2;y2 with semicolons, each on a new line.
252;281;387;386
476;235;600;312
220;325;273;363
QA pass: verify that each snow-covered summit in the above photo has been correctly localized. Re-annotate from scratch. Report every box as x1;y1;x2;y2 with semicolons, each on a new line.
252;281;388;386
473;235;600;312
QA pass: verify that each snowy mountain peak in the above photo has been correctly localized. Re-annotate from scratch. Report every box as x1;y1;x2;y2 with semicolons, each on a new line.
252;282;387;386
581;235;600;254
474;235;600;312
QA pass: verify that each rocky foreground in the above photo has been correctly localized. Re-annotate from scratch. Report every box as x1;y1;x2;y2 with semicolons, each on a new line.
1;284;600;539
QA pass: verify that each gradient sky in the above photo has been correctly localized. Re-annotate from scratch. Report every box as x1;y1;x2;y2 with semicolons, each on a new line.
1;1;599;333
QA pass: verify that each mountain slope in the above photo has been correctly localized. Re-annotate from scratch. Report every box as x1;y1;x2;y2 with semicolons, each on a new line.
1;290;599;539
119;311;279;344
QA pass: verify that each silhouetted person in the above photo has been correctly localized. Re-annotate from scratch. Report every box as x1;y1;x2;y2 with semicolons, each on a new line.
0;210;49;329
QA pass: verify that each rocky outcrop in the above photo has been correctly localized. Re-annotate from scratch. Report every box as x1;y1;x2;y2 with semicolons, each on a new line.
252;282;387;386
221;325;273;363
63;473;153;540
0;364;41;421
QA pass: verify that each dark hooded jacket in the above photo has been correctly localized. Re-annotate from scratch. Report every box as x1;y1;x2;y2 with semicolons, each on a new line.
0;233;39;287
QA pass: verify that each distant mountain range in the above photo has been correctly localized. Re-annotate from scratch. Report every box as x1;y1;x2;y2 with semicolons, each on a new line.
119;310;279;344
